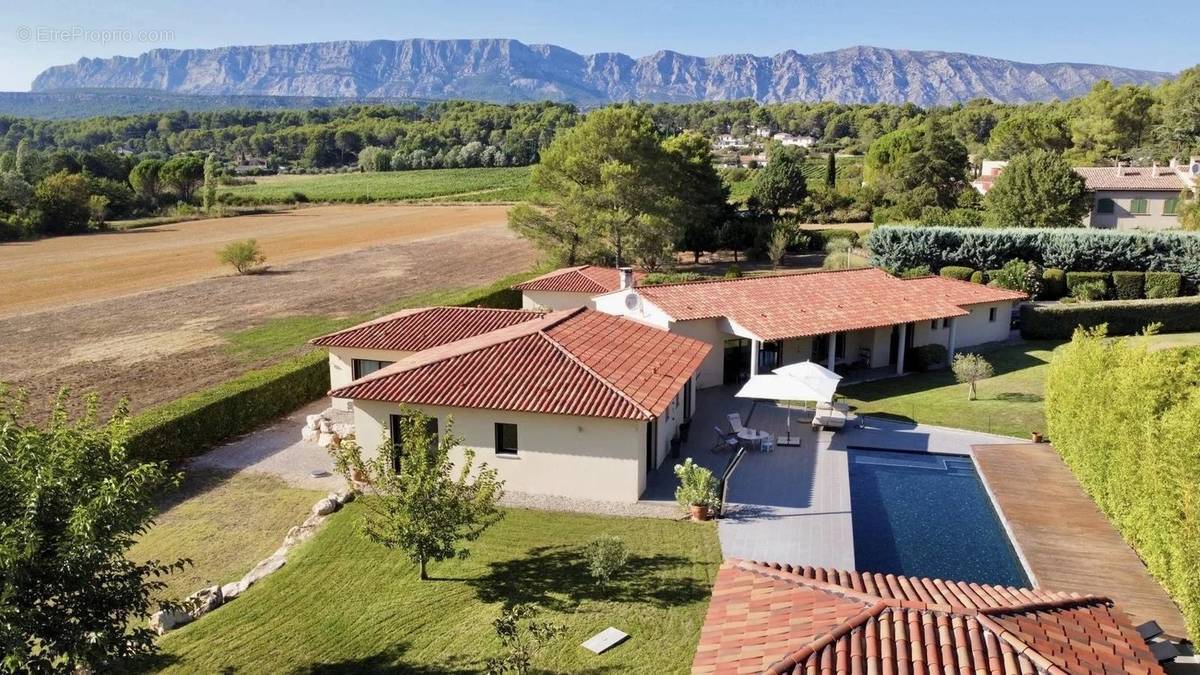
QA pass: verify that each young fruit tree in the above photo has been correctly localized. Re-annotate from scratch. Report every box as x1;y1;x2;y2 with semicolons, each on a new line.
952;353;995;401
328;410;504;581
217;238;267;274
582;535;630;590
484;604;564;675
0;390;187;672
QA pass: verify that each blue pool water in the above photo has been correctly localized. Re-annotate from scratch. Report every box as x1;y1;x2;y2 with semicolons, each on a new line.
848;448;1028;587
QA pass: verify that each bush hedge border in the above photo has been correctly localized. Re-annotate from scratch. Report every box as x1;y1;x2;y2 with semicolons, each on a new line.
1019;296;1200;340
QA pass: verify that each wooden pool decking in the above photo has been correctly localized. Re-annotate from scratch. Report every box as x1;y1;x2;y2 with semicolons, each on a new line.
973;442;1188;638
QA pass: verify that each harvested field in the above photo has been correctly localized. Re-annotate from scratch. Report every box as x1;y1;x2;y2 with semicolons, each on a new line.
0;205;536;418
0;203;515;317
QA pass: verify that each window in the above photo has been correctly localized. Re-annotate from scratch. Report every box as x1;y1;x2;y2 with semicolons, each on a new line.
494;423;519;455
352;358;394;379
988;307;998;322
389;414;438;473
835;332;846;359
645;418;657;473
1096;198;1115;214
931;320;939;331
1130;198;1148;215
942;318;951;329
1164;198;1180;216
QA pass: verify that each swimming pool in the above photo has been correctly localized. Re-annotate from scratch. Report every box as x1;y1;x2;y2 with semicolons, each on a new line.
848;448;1028;587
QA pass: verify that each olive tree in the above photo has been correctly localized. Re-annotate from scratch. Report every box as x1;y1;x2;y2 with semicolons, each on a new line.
952;353;995;400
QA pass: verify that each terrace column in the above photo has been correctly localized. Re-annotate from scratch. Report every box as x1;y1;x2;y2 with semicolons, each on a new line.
826;332;837;372
749;339;760;376
947;317;958;360
896;324;907;375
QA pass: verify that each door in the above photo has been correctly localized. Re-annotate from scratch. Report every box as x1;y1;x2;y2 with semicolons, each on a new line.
723;339;751;385
888;325;900;366
645;418;658;474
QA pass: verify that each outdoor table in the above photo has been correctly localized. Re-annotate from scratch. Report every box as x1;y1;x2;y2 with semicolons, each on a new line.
736;429;770;451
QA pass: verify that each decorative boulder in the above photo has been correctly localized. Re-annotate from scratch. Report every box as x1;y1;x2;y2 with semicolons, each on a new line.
312;497;338;516
187;585;223;617
319;419;334;433
335;489;357;505
220;580;248;602
241;555;286;588
301;427;319;443
316;432;337;448
150;607;192;635
305;414;324;430
332;422;355;438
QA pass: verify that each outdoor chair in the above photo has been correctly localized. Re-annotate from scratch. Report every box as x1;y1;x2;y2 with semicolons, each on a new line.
726;413;746;434
711;426;738;454
760;435;776;453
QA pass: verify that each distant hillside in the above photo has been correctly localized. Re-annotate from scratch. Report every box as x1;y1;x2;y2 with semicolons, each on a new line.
31;39;1172;107
0;89;431;119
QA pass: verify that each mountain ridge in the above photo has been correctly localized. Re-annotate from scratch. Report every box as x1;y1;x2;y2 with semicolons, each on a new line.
30;38;1173;106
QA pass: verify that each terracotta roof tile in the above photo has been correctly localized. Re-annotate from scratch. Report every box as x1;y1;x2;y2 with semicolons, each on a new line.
901;275;1027;306
1074;167;1189;192
329;308;709;420
310;306;543;351
630;268;977;341
512;265;644;294
693;560;1164;675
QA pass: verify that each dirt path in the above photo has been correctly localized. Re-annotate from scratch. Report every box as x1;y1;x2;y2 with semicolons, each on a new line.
0;213;536;418
0;203;512;317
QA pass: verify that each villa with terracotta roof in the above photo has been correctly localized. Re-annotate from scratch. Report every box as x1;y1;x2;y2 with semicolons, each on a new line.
513;265;643;310
694;560;1166;675
327;308;710;501
593;268;1025;388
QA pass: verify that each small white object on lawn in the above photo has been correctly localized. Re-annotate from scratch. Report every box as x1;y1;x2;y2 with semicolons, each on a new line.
581;627;629;654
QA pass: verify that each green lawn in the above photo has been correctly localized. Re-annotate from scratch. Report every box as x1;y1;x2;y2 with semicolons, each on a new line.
220;166;533;204
153;505;721;674
130;470;321;605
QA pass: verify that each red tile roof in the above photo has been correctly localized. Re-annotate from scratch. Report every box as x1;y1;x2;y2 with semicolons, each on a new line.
693;560;1164;675
1074;167;1189;192
630;268;980;341
329;308;710;420
512;266;644;294
310;307;543;352
901;275;1028;306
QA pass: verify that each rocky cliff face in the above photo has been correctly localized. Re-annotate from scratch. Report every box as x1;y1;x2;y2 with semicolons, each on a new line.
31;39;1171;105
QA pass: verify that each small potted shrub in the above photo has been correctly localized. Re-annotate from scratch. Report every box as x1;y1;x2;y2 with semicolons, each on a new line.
674;458;721;521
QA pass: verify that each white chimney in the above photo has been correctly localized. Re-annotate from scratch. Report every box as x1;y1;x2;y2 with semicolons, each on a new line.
1151;161;1158;176
1170;157;1179;170
618;266;634;290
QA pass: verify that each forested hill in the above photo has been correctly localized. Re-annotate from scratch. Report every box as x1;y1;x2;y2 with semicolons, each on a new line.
31;39;1171;107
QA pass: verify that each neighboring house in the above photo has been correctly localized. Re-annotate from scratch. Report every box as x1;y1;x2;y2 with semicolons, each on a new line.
693;560;1165;675
593;268;1024;389
328;308;710;502
1076;164;1193;230
513;265;644;311
970;159;1009;194
772;132;816;147
713;133;742;149
311;306;545;409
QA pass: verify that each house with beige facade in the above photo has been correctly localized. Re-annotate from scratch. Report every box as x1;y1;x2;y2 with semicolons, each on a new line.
513;265;644;311
326;308;710;502
593;268;1025;388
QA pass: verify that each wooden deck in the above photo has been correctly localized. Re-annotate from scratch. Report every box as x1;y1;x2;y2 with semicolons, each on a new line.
973;443;1188;638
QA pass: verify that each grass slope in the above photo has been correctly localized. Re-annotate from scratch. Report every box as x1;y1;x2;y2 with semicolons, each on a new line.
155;505;721;674
130;470;321;604
220;166;532;204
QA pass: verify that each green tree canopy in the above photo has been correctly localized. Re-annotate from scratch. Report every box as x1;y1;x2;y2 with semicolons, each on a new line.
751;145;808;216
984;150;1090;228
159;154;205;203
128;158;164;202
34;170;91;234
663;131;730;262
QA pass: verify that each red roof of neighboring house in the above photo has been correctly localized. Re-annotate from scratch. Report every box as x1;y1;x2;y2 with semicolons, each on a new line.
630;268;980;341
310;307;543;352
694;560;1164;675
902;274;1028;306
1074;167;1189;192
329;308;710;420
512;266;644;294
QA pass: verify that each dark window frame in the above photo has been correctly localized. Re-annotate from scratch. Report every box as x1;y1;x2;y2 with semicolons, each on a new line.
988;307;998;322
352;358;394;380
494;422;519;455
1096;198;1115;214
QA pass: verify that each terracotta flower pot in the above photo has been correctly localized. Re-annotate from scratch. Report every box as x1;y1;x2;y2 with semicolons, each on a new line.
1031;432;1044;443
689;504;712;522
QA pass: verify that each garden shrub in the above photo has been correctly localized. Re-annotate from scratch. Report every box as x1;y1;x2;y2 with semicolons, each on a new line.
900;265;932;279
1145;271;1182;299
906;343;948;372
807;228;860;252
989;260;1031;293
969;270;986;284
1019;296;1200;339
1070;280;1108;302
1066;271;1110;295
1111;271;1145;300
1046;328;1200;635
640;271;705;286
724;265;743;279
939;266;975;281
866;226;1200;282
1041;268;1067;299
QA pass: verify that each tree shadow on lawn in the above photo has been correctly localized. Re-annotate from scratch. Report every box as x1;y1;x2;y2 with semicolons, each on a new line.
286;642;479;675
842;342;1054;403
467;544;711;612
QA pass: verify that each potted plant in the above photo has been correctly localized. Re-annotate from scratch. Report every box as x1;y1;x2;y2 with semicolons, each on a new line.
674;458;721;521
1031;431;1044;443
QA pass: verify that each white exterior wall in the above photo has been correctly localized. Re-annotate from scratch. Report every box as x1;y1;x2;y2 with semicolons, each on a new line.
520;290;597;311
1088;190;1182;231
954;302;1014;348
667;319;725;388
328;347;412;409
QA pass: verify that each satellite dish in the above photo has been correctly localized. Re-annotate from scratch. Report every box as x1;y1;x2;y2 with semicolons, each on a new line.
623;292;641;311
1191;162;1200;176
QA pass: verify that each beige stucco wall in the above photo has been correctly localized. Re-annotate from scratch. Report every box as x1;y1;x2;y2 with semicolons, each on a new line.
953;302;1013;348
521;289;597;311
328;346;412;409
1088;190;1182;231
350;378;696;502
667;319;725;388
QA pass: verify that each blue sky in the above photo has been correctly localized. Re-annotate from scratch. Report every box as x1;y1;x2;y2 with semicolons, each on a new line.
0;0;1194;91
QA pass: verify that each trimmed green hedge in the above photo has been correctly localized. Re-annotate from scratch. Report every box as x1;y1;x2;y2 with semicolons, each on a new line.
807;228;861;251
1042;268;1067;300
1046;330;1200;635
1065;272;1110;295
969;270;986;284
939;266;974;281
1146;271;1183;299
1112;271;1145;300
866;226;1200;281
1019;296;1200;339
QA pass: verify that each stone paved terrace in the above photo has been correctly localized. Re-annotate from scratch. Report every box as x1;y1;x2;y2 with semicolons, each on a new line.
973;443;1189;638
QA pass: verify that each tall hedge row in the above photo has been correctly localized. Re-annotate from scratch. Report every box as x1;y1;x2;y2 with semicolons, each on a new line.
867;226;1200;281
1046;329;1200;635
1019;297;1200;339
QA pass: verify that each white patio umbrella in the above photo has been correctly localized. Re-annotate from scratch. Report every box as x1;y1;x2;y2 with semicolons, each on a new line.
772;360;841;404
734;374;830;445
